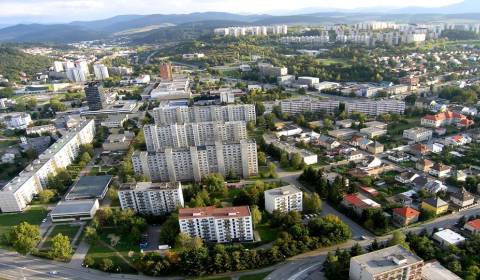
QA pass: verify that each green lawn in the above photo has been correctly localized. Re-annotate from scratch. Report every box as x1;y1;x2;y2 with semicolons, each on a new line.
0;206;47;237
85;229;139;274
239;271;272;280
41;224;81;250
86;241;137;274
256;224;279;243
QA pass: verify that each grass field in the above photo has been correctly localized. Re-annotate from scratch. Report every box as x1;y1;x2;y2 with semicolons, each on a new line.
41;224;81;250
256;224;279;243
239;271;272;280
0;206;47;237
85;229;139;274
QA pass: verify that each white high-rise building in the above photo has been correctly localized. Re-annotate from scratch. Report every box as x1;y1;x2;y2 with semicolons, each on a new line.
152;103;256;125
62;61;75;70
132;140;258;182
93;64;109;80
66;67;86;83
179;206;254;243
144;121;248;151
264;185;303;214
118;182;184;215
53;61;64;72
75;59;90;76
0;119;95;212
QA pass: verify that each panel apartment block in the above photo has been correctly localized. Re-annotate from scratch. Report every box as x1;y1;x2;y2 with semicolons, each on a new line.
132;140;258;182
152;103;256;125
144;121;248;151
118;182;184;215
0;119;95;212
280;98;340;115
179;206;254;243
345;100;405;116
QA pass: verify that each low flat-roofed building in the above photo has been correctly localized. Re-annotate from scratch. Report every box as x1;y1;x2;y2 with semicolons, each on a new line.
422;260;461;280
360;126;387;138
100;114;128;128
65;175;112;200
433;229;466;247
50;199;99;222
102;132;135;151
349;245;423;280
327;129;357;139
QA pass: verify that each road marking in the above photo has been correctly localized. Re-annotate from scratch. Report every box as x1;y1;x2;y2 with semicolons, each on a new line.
287;263;322;280
0;262;69;280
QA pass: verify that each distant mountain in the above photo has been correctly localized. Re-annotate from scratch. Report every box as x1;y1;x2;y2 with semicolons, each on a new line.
1;6;480;44
0;12;270;43
0;24;107;43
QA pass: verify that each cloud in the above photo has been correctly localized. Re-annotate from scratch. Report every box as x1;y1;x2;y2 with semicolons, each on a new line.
0;0;463;22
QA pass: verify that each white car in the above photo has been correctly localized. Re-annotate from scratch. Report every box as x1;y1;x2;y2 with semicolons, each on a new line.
49;271;58;275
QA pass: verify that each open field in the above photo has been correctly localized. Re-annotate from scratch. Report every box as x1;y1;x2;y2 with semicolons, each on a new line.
0;206;47;238
41;224;81;250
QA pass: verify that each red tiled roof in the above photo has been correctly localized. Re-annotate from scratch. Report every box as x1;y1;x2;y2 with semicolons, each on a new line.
359;186;379;197
393;207;420;218
423;111;468;122
467;219;480;230
179;206;251;219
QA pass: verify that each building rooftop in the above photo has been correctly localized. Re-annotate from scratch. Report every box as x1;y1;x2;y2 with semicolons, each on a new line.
423;197;448;208
265;185;302;197
179;206;251;219
50;199;98;216
120;181;181;191
350;245;423;276
65;175;112;200
434;229;466;245
393;207;420;218
1;119;94;194
422;260;461;280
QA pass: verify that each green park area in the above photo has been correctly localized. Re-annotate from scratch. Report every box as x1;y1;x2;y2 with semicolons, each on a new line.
0;206;47;240
40;224;81;250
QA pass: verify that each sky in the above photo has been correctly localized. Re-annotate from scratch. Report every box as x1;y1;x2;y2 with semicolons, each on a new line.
0;0;464;24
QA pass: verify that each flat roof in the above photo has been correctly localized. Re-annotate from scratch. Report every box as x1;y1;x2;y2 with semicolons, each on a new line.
351;245;423;275
422;261;461;280
265;185;302;197
51;199;98;216
65;175;112;200
434;229;465;244
120;181;181;191
179;206;250;219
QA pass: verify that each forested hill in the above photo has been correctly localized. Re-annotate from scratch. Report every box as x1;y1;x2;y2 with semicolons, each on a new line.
0;47;52;81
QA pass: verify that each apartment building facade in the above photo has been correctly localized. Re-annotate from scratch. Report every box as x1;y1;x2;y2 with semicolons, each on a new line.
403;127;433;143
0;119;95;212
144;121;247;151
345;100;406;116
280;98;340;115
152;103;256;125
264;185;303;214
178;206;254;243
118;182;184;215
132;140;258;182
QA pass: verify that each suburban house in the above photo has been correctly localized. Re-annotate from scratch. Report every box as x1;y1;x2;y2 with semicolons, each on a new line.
341;193;381;216
423;180;448;194
367;142;384;154
314;135;341;150
450;188;475;208
421;197;449;215
392;207;420;226
464;219;480;234
395;171;419;184
416;158;433;172
429;163;451;178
